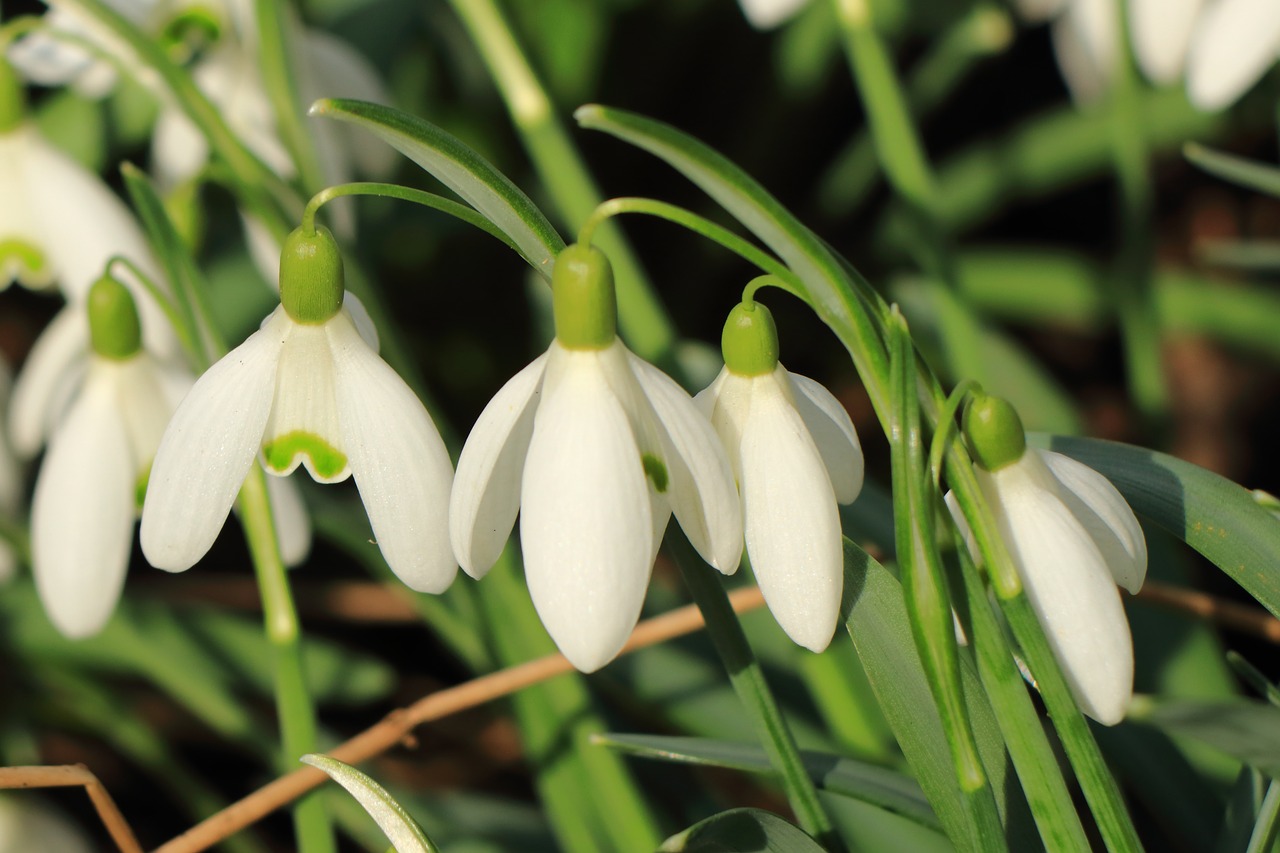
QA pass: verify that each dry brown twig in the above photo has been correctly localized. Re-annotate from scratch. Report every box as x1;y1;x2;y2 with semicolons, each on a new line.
1136;579;1280;643
0;764;143;853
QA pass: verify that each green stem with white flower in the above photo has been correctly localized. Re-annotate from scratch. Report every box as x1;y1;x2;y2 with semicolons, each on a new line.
443;0;676;362
667;530;842;851
1106;1;1167;423
237;467;334;853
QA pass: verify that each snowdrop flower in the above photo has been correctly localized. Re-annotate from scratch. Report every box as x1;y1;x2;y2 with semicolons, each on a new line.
737;0;811;30
946;393;1146;725
29;275;186;637
451;244;743;672
5;0;147;98
0;58;177;368
694;302;863;652
141;225;453;592
1028;0;1280;111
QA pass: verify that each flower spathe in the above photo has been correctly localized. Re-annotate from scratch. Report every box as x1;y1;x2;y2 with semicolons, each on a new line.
140;227;453;592
695;303;863;653
947;396;1147;725
450;244;743;672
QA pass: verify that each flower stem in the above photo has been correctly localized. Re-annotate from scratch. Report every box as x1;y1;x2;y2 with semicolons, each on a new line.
667;530;842;851
1106;4;1167;423
444;0;677;363
237;467;334;853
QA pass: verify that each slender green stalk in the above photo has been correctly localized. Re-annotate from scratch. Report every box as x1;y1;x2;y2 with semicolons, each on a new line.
818;3;1012;215
301;182;520;253
667;530;842;851
832;0;986;384
950;547;1092;852
887;311;1002;846
444;0;677;362
254;0;326;195
237;467;334;853
1247;783;1280;853
579;197;802;290
1105;1;1167;422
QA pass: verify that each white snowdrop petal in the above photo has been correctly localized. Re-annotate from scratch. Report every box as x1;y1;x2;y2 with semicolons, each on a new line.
1186;0;1280;110
330;313;456;593
23;127;157;300
266;474;313;568
786;369;864;504
943;490;978;559
982;464;1134;725
141;313;287;571
520;348;653;673
240;211;281;288
1036;449;1147;593
152;106;211;190
342;291;380;352
1129;0;1204;84
9;306;87;458
1050;3;1113;104
738;0;810;30
116;357;178;472
737;378;842;653
32;368;134;638
0;133;53;290
450;352;547;579
627;352;743;575
262;323;350;483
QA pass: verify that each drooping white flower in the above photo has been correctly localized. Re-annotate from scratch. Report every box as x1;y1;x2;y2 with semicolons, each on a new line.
737;0;811;30
947;394;1146;725
141;226;453;592
5;0;148;98
1029;0;1280;111
694;302;863;653
450;244;743;672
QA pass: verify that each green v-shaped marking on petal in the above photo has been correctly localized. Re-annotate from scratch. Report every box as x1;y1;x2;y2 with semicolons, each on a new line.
0;239;48;282
264;430;348;480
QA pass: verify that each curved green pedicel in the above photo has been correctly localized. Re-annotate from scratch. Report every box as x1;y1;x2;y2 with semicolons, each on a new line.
0;239;48;283
280;225;345;324
553;243;617;350
88;274;143;360
263;431;349;480
962;392;1027;472
0;58;24;134
721;301;779;377
160;6;222;57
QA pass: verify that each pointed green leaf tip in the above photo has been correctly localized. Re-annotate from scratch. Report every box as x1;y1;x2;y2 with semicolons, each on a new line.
721;301;779;377
553;243;616;350
0;57;25;133
88;273;142;360
280;225;344;324
962;392;1026;472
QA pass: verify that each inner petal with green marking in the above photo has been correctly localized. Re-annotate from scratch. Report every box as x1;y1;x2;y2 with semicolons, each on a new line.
263;430;349;481
261;324;352;483
642;452;669;493
0;238;51;288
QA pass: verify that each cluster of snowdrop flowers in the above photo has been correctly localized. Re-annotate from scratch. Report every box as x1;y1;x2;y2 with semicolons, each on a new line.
1018;0;1280;110
947;392;1147;725
141;225;455;593
695;300;864;653
451;244;745;671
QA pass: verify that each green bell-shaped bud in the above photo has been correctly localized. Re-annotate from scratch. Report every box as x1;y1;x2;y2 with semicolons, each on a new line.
88;273;142;360
552;243;617;350
280;225;344;324
962;392;1026;472
721;301;779;376
0;57;26;134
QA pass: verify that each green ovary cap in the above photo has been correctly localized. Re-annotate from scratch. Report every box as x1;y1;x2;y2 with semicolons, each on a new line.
962;392;1026;472
280;225;344;324
88;274;142;360
721;301;779;376
552;243;616;350
0;57;25;133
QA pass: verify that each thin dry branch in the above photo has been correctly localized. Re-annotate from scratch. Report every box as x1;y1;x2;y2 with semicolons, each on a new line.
1137;579;1280;642
0;764;143;853
152;585;767;853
